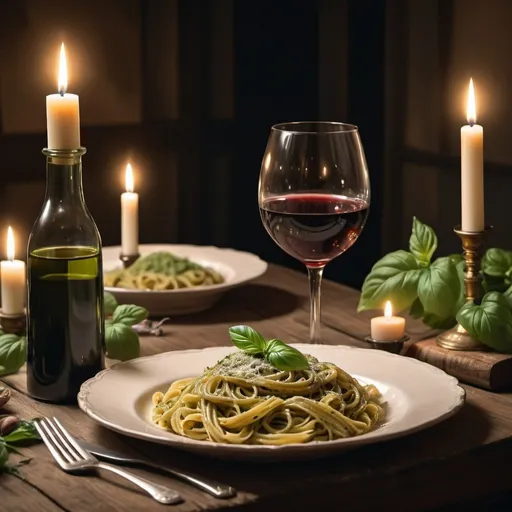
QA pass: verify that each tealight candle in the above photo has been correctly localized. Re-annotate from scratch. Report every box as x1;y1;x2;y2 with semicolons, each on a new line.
371;301;405;341
1;227;26;315
121;163;139;256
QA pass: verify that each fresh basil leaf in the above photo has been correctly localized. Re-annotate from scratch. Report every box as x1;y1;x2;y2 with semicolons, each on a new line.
483;274;509;293
229;325;266;354
112;304;148;326
105;323;140;360
2;421;39;444
104;291;118;316
448;253;464;265
423;312;456;330
503;286;512;310
417;257;461;319
482;248;512;277
409;217;437;266
0;443;7;470
0;335;27;377
264;339;309;371
358;250;423;313
409;298;424;319
457;292;512;353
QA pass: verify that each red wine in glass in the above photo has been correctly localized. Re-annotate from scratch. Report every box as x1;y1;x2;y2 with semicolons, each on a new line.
259;193;369;267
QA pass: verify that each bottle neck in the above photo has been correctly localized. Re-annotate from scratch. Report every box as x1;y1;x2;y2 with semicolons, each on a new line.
43;148;86;205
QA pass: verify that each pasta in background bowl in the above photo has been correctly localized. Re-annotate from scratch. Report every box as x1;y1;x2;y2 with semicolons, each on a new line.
102;244;267;316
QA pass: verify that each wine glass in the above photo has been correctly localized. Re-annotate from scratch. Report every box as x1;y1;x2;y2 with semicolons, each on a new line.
258;122;370;344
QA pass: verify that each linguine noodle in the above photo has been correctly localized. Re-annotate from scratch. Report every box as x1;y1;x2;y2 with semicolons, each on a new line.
152;351;384;445
104;251;224;290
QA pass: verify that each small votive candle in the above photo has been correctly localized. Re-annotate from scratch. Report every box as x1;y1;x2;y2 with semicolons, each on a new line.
371;301;405;341
1;227;26;315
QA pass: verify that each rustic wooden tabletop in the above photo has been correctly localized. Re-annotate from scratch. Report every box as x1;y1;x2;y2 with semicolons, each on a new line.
2;264;512;512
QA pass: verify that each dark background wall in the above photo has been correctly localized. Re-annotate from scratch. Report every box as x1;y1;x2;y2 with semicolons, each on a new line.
0;0;509;290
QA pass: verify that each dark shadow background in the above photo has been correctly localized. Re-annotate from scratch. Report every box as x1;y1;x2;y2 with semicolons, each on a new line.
0;0;384;290
1;0;511;293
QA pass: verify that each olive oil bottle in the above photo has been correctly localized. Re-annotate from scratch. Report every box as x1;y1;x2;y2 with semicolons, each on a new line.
27;148;105;403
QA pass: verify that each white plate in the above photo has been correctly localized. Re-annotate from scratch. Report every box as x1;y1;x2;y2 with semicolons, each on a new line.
102;244;267;315
78;345;465;461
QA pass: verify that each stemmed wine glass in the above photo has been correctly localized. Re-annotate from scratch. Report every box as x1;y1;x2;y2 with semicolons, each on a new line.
258;122;370;343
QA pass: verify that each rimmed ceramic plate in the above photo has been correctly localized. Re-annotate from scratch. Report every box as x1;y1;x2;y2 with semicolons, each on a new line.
102;244;267;316
78;345;465;461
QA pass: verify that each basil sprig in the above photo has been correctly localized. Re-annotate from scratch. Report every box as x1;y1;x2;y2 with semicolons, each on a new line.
0;420;40;474
358;217;512;353
104;292;148;361
228;325;309;371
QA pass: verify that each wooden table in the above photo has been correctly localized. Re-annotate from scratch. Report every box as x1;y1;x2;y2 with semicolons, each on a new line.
2;264;512;512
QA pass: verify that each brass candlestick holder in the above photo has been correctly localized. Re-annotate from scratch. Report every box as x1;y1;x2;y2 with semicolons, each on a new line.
436;225;491;351
120;253;140;268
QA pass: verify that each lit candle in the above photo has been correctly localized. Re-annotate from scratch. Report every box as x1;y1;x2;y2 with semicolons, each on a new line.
46;43;80;149
461;78;484;232
1;227;26;315
371;301;406;341
121;163;139;256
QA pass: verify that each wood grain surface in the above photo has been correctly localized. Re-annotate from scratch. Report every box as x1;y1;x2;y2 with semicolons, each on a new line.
407;338;512;391
2;264;512;512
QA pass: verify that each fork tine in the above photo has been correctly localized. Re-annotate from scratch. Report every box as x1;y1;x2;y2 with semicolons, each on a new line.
35;420;70;465
45;418;82;461
53;417;95;461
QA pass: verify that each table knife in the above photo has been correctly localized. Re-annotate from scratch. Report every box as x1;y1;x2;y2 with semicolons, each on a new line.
75;439;236;499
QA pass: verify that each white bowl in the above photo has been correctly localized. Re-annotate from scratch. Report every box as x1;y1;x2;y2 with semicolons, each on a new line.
102;244;267;316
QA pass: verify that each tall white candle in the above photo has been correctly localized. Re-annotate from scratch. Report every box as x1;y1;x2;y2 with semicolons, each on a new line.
121;163;139;255
46;43;80;150
461;78;484;232
1;227;26;315
371;301;405;341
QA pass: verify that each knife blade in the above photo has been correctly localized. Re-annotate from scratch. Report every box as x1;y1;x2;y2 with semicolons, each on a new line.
75;438;236;499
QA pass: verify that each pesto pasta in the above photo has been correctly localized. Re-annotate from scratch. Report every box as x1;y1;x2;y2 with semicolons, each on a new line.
104;251;224;290
152;351;384;445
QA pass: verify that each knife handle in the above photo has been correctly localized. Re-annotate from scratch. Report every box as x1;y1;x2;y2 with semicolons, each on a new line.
145;461;236;499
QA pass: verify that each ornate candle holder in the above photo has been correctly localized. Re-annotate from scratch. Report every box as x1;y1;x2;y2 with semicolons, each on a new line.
436;226;491;351
120;253;140;269
0;309;26;336
364;335;409;354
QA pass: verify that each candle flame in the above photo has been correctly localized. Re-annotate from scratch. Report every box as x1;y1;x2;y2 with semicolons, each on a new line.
6;227;15;261
384;300;392;319
125;163;134;193
466;78;476;125
58;42;68;95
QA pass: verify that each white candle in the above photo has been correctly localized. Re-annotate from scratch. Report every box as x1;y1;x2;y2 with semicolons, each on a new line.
46;43;80;150
461;78;484;232
1;227;26;315
121;163;139;255
371;301;406;341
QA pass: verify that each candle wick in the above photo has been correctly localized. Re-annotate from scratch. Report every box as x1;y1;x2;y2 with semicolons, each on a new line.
469;121;474;128
59;88;65;97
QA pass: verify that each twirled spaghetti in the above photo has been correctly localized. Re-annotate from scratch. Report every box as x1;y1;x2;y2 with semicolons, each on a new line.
152;351;384;445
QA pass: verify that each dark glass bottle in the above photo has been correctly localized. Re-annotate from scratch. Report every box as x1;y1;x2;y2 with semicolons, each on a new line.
27;148;105;403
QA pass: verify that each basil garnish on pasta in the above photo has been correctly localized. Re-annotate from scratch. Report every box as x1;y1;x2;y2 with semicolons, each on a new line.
229;325;309;371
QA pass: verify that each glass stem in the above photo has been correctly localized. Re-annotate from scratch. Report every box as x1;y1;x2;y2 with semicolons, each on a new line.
307;266;324;344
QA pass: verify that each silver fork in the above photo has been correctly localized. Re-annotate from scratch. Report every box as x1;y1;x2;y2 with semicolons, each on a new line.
34;417;181;505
